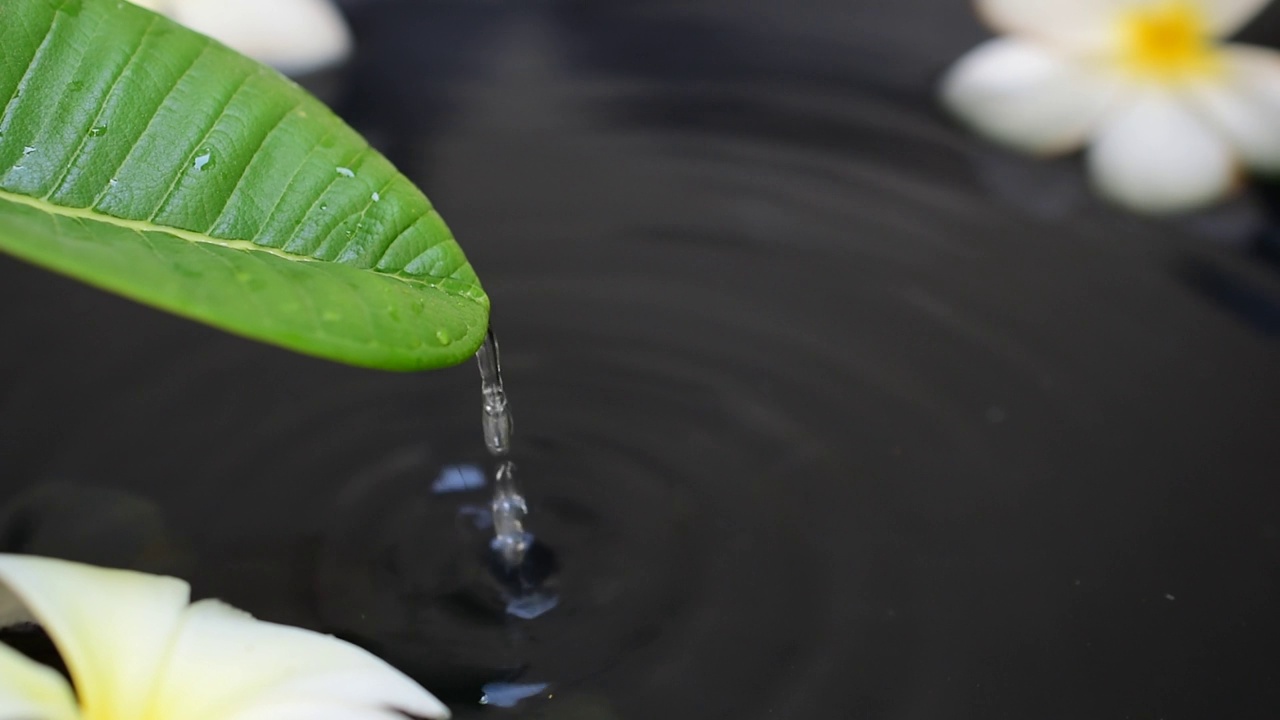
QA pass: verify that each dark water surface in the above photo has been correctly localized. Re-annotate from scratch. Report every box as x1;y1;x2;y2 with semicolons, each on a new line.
4;0;1280;718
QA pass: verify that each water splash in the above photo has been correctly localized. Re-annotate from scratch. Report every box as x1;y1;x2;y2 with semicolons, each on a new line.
490;461;528;566
476;330;530;568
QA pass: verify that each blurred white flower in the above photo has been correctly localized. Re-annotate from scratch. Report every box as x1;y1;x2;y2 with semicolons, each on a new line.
131;0;353;76
942;0;1280;213
0;553;448;720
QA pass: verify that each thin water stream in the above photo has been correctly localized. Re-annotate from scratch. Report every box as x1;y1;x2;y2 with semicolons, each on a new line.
476;330;530;568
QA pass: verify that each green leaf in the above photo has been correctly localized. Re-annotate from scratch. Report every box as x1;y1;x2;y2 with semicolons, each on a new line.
0;0;488;371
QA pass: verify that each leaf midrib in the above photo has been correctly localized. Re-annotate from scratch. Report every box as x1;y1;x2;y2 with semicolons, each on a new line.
0;186;483;301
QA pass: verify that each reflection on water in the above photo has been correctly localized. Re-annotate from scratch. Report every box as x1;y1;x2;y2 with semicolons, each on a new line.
2;0;1280;718
432;463;486;494
481;682;551;708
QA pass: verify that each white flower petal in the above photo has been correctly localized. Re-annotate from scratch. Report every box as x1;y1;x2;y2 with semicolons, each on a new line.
1196;0;1271;36
942;38;1119;155
1188;45;1280;172
976;0;1122;51
166;0;353;75
149;600;449;720
1088;91;1238;212
0;554;190;719
0;596;32;628
128;0;169;11
0;641;79;720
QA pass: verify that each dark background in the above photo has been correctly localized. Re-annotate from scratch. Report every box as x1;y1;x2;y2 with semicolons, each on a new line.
3;1;1280;718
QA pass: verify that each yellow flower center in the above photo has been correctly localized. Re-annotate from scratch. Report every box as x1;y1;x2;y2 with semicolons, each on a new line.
1120;2;1221;81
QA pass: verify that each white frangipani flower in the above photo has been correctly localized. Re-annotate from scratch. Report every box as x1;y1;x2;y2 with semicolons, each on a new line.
0;553;449;720
942;0;1280;213
130;0;353;76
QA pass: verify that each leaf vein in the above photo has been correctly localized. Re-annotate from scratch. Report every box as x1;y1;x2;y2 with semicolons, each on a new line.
203;98;306;235
43;13;162;200
0;8;64;135
248;121;337;247
279;144;371;255
88;35;214;208
327;173;399;264
143;68;255;222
